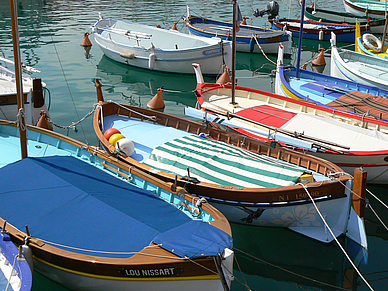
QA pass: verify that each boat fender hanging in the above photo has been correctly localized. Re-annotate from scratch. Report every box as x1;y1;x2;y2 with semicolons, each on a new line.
109;133;125;146
104;128;121;140
149;53;156;69
116;138;135;156
319;29;324;41
20;243;33;273
249;37;255;52
362;33;381;52
120;51;135;59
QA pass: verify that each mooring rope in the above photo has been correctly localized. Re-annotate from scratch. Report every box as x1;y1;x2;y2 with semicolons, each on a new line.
252;35;276;65
297;182;374;291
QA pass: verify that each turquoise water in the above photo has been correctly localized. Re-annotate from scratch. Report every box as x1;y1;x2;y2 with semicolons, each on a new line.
1;0;388;290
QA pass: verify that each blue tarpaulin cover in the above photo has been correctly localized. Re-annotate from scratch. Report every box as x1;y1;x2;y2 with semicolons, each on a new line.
0;156;232;258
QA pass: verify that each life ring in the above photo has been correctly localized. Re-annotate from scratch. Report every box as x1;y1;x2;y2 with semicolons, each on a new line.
362;33;382;52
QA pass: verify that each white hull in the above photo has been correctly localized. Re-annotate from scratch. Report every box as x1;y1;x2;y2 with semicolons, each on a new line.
93;19;232;75
209;179;355;244
343;0;385;18
34;255;233;291
330;35;388;90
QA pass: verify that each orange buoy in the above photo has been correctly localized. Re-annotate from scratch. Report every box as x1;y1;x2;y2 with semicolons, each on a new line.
241;16;247;25
156;24;162;28
312;48;326;66
104;128;121;140
216;67;231;84
147;88;165;109
36;110;53;130
171;22;178;30
81;32;92;47
109;133;125;145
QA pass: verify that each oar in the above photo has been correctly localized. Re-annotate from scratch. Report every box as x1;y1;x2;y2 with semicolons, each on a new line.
201;102;351;150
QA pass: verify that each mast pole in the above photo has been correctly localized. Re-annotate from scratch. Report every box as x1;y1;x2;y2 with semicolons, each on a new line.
231;0;237;105
10;0;27;159
296;0;306;78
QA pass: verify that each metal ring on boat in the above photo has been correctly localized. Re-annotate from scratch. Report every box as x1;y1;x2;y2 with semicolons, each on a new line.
362;33;382;52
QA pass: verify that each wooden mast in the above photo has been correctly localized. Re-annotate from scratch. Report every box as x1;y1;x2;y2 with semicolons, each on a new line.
231;0;237;106
10;0;27;159
296;0;306;78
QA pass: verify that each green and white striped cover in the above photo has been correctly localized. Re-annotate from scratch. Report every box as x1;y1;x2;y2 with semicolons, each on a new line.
144;135;305;188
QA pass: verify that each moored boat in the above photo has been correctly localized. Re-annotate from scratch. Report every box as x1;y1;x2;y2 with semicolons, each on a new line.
0;57;49;125
270;18;369;42
92;14;232;75
183;6;293;57
330;32;388;90
343;0;388;18
0;119;234;291
192;62;388;185
305;5;385;34
94;79;367;247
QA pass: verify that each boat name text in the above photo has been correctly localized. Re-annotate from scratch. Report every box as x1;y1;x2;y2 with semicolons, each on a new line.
278;191;321;201
124;268;177;277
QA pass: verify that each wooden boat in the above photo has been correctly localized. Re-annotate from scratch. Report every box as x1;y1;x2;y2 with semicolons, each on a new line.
330;32;388;90
192;62;388;186
183;7;293;57
0;119;234;291
92;14;232;75
275;43;388;120
0;57;49;125
270;18;369;42
343;0;388;18
304;5;385;34
0;227;32;291
93;80;367;247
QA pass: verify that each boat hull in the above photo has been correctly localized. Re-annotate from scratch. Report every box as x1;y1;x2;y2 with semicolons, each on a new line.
93;19;232;75
330;44;388;90
184;15;293;57
271;19;368;42
304;7;385;34
34;258;232;291
343;0;387;17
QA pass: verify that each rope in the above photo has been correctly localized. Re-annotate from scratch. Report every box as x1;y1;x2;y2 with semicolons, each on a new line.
45;103;99;132
16;108;26;132
106;100;157;121
232;254;252;291
5;253;19;291
234;247;352;291
297;182;374;291
252;35;276;65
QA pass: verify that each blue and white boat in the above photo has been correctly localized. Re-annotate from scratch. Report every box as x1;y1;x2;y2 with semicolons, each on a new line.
183;6;293;57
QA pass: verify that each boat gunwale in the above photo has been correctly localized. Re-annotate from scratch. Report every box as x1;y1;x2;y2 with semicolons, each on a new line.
93;102;353;205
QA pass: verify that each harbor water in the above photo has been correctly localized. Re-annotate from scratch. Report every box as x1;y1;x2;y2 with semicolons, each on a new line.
1;0;387;290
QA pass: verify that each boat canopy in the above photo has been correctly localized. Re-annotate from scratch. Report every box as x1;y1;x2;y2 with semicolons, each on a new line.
144;135;305;188
0;156;232;258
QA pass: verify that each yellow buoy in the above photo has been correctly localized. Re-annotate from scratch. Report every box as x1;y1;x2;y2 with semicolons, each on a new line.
109;133;125;145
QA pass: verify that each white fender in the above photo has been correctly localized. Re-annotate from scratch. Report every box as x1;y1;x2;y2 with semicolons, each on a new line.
116;138;135;156
148;53;156;69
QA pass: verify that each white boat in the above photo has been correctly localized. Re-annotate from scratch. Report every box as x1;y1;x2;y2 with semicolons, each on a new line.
0;56;49;125
192;62;388;185
92;14;232;75
343;0;388;18
330;32;388;90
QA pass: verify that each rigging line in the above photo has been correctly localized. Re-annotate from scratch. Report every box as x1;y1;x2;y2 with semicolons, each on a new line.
367;188;388;210
186;257;219;276
298;183;374;291
233;247;352;291
37;0;88;143
368;203;388;231
253;35;276;65
232;252;251;291
106;100;157;121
